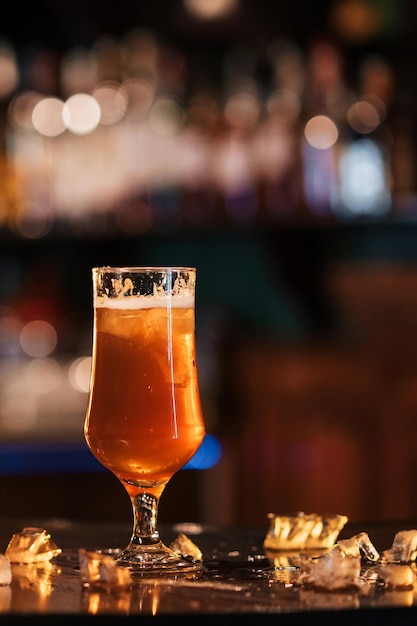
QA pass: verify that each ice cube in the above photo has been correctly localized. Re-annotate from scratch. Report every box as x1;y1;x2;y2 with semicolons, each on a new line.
337;532;380;562
298;549;361;590
264;513;316;551
170;533;202;561
362;568;414;607
388;530;417;563
336;537;360;558
0;555;11;586
264;512;348;551
371;563;414;590
5;527;61;564
79;549;132;590
305;514;349;550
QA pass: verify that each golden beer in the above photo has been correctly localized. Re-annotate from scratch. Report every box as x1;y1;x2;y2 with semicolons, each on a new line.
85;302;205;499
84;267;205;573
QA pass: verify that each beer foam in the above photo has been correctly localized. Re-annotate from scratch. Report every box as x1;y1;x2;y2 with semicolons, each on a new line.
95;295;194;309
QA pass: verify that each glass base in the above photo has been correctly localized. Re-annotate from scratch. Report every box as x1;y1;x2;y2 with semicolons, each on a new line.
115;542;203;577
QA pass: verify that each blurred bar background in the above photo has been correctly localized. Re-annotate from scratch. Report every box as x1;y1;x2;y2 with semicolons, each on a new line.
0;0;416;526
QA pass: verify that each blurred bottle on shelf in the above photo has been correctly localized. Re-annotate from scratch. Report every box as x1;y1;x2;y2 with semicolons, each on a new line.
334;54;393;220
301;38;348;219
181;93;221;227
1;5;416;235
257;40;304;221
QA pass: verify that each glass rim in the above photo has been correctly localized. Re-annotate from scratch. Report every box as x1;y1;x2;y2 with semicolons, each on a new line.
92;266;196;273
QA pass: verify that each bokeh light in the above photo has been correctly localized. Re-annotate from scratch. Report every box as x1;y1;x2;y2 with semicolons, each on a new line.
19;320;57;358
184;434;222;469
62;93;101;135
93;82;127;125
32;97;66;137
8;91;42;131
329;0;382;43
184;0;239;20
338;138;391;216
13;201;54;239
68;356;91;393
122;78;154;119
304;115;339;150
347;99;383;134
148;97;184;135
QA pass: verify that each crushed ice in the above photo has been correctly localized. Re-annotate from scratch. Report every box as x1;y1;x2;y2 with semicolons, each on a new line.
170;533;202;561
264;514;417;592
264;512;348;551
79;548;132;590
5;527;61;564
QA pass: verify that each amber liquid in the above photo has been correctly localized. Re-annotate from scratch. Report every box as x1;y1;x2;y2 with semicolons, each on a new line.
85;304;205;497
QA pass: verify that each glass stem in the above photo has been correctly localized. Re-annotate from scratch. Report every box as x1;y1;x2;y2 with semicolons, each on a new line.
129;492;161;547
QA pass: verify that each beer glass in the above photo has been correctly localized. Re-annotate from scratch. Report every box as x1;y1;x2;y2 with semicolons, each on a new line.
84;267;206;574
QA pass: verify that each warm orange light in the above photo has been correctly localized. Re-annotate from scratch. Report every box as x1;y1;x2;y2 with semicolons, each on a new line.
329;0;382;42
304;115;338;149
347;100;382;134
184;0;238;19
86;593;100;615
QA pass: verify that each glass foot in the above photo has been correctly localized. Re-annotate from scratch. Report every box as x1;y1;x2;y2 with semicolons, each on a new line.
115;542;203;577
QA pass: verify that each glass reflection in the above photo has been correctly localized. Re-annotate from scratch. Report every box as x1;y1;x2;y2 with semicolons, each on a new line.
82;589;131;615
11;562;61;611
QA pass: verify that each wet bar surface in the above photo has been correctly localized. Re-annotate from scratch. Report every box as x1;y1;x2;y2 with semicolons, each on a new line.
1;517;417;624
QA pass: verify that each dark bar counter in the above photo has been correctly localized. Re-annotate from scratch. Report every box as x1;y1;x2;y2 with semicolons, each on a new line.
1;516;417;624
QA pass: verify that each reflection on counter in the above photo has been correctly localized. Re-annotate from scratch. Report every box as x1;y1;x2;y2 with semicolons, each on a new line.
0;1;416;531
0;517;416;617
